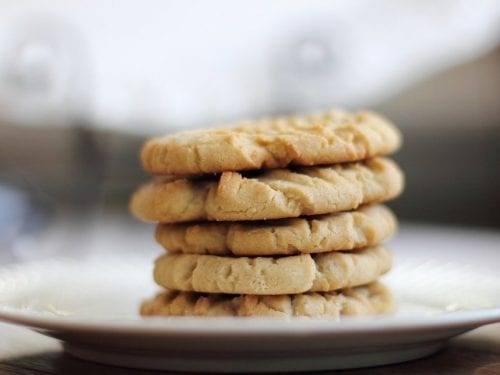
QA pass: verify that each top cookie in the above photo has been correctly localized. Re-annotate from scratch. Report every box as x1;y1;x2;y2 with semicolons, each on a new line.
141;110;401;175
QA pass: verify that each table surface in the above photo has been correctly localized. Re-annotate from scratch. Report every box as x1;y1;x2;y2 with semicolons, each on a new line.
1;219;500;374
0;322;499;374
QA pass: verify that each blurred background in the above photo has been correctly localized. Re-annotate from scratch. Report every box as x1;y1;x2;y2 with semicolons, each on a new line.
0;1;499;263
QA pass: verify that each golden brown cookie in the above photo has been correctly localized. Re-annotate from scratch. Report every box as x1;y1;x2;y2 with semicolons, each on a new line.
130;157;404;223
141;110;401;175
152;246;392;295
140;281;393;317
156;204;397;256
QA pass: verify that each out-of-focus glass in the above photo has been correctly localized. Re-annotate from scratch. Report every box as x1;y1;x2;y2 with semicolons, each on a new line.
0;1;499;264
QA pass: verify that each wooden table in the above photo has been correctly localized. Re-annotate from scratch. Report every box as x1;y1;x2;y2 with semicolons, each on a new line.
1;322;499;374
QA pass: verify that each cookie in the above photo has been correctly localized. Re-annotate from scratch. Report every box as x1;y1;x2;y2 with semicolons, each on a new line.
141;110;401;175
156;204;397;256
153;246;392;295
140;281;393;317
130;157;404;223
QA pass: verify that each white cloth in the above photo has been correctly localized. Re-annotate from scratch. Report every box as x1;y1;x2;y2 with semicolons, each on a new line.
0;0;499;132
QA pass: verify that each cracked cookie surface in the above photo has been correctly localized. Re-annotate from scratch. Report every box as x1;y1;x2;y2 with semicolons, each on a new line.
152;246;392;295
140;281;393;317
141;110;401;175
130;158;404;223
156;205;397;256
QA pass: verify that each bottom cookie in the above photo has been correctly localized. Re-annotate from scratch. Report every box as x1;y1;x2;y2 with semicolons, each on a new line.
140;282;393;318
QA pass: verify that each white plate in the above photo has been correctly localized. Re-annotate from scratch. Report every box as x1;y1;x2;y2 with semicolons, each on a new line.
0;224;500;372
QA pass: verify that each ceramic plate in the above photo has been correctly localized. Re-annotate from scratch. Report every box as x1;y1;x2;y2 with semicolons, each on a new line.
0;224;499;372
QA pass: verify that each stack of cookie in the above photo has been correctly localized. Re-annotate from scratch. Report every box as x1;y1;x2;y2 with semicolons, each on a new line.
131;110;404;318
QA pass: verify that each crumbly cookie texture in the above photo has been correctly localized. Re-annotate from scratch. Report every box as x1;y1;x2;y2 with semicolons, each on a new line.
140;281;393;317
141;110;401;175
152;246;391;295
130;157;404;223
156;204;397;256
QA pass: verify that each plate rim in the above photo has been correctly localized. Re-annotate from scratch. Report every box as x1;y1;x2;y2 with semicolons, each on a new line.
1;305;500;337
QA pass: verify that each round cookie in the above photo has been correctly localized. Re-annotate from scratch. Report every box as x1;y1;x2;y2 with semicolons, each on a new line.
140;282;393;318
152;246;392;295
130;157;404;223
156;204;397;256
141;110;401;175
